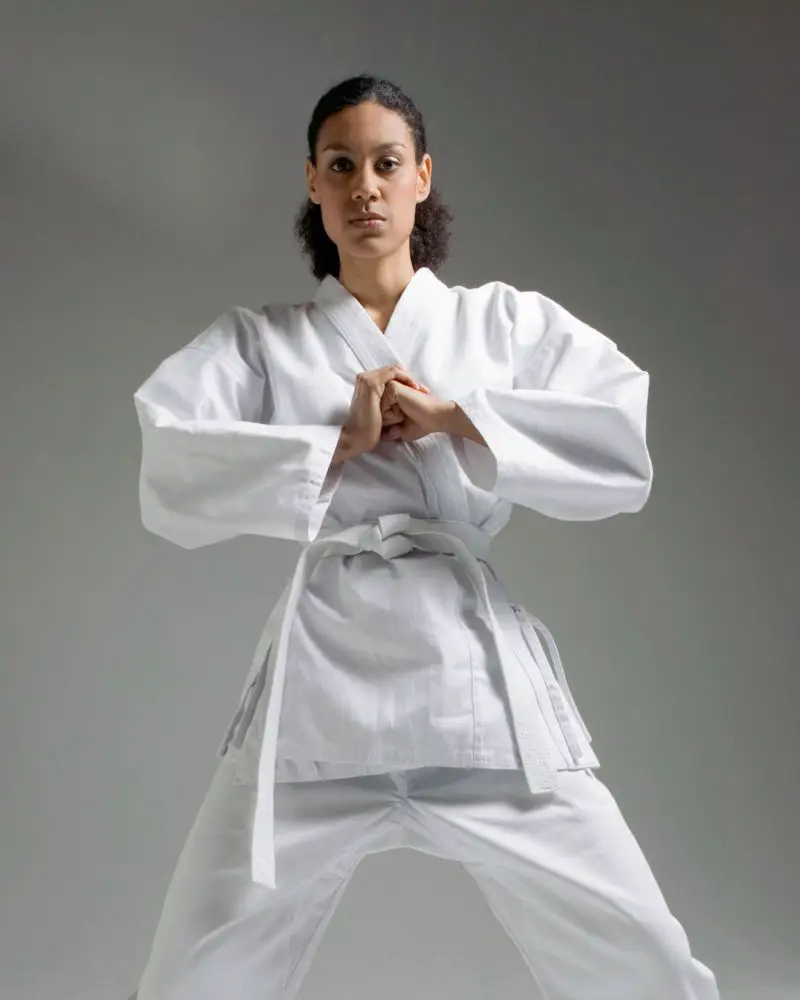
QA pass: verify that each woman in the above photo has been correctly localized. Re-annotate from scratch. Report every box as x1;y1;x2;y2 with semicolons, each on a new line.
130;75;720;999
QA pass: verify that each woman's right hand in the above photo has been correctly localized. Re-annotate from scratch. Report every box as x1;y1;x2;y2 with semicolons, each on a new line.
333;365;427;463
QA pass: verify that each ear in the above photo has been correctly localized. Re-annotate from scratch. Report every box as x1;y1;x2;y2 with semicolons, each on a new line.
305;159;320;204
417;153;432;202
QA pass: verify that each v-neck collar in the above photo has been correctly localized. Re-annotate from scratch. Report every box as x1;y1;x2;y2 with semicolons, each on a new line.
312;266;444;370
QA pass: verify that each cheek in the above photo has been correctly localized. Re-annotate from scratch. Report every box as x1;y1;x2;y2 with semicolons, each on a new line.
389;179;420;230
318;193;349;240
315;176;340;204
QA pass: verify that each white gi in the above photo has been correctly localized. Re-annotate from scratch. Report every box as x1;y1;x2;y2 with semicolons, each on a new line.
130;268;721;999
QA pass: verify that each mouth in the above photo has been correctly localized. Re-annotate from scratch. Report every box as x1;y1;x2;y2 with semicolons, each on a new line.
349;213;386;223
349;217;386;231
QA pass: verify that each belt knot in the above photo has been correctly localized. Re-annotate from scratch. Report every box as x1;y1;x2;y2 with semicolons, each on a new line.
363;513;415;559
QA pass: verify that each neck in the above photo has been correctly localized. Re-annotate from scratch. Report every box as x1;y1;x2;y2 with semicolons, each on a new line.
336;249;416;312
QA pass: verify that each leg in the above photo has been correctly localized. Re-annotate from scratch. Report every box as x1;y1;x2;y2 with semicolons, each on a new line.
132;757;404;1000
404;767;721;1000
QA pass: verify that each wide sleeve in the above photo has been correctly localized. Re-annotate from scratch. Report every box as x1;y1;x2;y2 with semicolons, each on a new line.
132;308;345;548
450;290;653;520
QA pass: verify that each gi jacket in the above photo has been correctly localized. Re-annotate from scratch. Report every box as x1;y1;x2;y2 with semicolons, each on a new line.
133;266;653;888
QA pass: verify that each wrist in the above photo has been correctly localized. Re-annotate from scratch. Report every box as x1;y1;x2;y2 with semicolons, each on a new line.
437;399;460;434
439;400;487;446
333;427;355;463
334;425;369;463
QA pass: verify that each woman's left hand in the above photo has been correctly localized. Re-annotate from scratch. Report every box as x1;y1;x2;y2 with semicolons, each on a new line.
380;380;455;443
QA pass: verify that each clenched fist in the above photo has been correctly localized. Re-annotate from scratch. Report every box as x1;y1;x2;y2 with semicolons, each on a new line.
332;365;429;462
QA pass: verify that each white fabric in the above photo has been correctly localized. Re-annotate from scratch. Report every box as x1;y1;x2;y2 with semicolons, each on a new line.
132;752;720;1000
133;267;653;889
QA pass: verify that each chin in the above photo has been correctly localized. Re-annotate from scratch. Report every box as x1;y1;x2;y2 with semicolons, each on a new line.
344;227;388;242
342;238;393;258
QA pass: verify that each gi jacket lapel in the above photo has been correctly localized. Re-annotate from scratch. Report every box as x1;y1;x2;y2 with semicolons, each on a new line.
311;266;444;372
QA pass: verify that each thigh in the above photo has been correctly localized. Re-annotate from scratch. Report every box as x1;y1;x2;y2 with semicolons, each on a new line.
135;756;401;1000
419;768;720;1000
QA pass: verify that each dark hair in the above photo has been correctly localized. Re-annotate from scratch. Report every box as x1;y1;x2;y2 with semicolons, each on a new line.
294;74;453;281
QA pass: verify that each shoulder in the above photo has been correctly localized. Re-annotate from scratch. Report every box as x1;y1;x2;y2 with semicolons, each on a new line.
445;276;546;328
453;278;617;350
191;302;303;346
172;305;262;381
442;277;553;358
185;301;311;377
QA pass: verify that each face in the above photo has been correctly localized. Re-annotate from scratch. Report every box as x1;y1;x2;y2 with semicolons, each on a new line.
306;101;432;264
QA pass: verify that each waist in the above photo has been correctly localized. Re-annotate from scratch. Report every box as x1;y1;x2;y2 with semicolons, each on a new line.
310;514;493;564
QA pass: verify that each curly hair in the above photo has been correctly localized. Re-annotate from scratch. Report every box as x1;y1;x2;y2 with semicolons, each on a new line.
294;74;453;281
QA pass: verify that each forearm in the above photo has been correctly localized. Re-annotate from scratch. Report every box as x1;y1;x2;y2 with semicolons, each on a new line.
439;400;487;446
331;426;356;465
330;424;375;465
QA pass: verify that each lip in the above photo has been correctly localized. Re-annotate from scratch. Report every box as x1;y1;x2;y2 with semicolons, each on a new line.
349;213;385;222
350;217;386;230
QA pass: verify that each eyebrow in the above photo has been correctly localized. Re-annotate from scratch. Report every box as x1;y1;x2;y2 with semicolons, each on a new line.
321;141;407;153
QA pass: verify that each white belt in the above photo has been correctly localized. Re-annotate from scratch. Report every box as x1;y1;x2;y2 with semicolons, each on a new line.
216;514;588;889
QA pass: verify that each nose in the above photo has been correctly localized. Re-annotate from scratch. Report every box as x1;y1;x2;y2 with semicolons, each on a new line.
350;163;380;203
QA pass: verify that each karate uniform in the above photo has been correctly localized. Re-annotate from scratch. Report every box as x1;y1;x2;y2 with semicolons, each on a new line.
129;268;721;999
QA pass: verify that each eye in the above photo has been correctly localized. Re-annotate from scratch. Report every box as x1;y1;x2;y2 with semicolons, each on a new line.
329;157;400;173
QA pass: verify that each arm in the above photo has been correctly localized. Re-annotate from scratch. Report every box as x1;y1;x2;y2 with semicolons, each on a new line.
133;308;345;549
447;290;653;520
439;402;487;446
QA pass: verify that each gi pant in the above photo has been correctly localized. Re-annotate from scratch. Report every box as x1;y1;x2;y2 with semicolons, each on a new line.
130;753;720;1000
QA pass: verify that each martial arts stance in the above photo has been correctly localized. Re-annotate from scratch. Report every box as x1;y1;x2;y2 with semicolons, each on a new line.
130;74;721;998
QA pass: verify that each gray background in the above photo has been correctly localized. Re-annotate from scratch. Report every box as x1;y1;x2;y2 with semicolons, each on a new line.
1;3;797;999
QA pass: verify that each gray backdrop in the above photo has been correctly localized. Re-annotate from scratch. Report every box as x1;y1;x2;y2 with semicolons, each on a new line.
1;3;797;999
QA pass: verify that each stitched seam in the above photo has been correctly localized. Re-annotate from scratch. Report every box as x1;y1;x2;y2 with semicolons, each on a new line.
282;873;353;993
183;344;250;388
